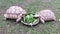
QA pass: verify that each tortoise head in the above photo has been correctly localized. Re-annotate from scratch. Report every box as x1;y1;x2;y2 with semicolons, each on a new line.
34;14;45;24
21;10;27;15
34;14;39;17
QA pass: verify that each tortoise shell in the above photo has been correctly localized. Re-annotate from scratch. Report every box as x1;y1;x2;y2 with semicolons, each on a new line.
4;6;27;19
34;9;56;23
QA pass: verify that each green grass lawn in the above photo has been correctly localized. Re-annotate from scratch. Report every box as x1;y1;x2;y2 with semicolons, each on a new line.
0;0;60;34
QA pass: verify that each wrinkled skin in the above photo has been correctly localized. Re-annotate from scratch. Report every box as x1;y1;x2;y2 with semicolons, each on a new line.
34;9;56;24
4;6;27;23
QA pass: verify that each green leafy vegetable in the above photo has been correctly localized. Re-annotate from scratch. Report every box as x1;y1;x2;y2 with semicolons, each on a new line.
22;14;37;23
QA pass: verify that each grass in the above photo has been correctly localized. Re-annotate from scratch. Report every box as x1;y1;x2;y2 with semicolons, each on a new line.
0;0;60;34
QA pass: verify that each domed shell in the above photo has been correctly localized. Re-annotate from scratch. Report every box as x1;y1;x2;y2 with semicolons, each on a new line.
4;6;27;19
6;6;24;14
34;9;56;23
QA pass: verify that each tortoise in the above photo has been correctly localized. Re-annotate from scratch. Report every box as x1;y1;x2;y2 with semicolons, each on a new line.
34;9;56;24
4;6;27;23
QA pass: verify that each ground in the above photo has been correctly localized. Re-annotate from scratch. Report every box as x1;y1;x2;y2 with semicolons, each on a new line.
0;0;60;34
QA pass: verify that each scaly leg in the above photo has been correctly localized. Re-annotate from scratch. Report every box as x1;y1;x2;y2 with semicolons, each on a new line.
16;17;21;23
40;18;45;24
4;14;7;20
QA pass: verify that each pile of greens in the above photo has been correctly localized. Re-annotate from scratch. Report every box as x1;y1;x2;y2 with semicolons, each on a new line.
22;14;37;23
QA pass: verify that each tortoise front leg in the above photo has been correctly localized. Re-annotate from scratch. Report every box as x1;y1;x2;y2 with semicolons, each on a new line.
16;17;21;23
40;18;45;24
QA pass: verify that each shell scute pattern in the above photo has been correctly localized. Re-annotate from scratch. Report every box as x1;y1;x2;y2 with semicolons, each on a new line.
6;6;23;14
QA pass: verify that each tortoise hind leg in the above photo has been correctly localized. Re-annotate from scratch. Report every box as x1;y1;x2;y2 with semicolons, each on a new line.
3;17;7;21
3;14;7;20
